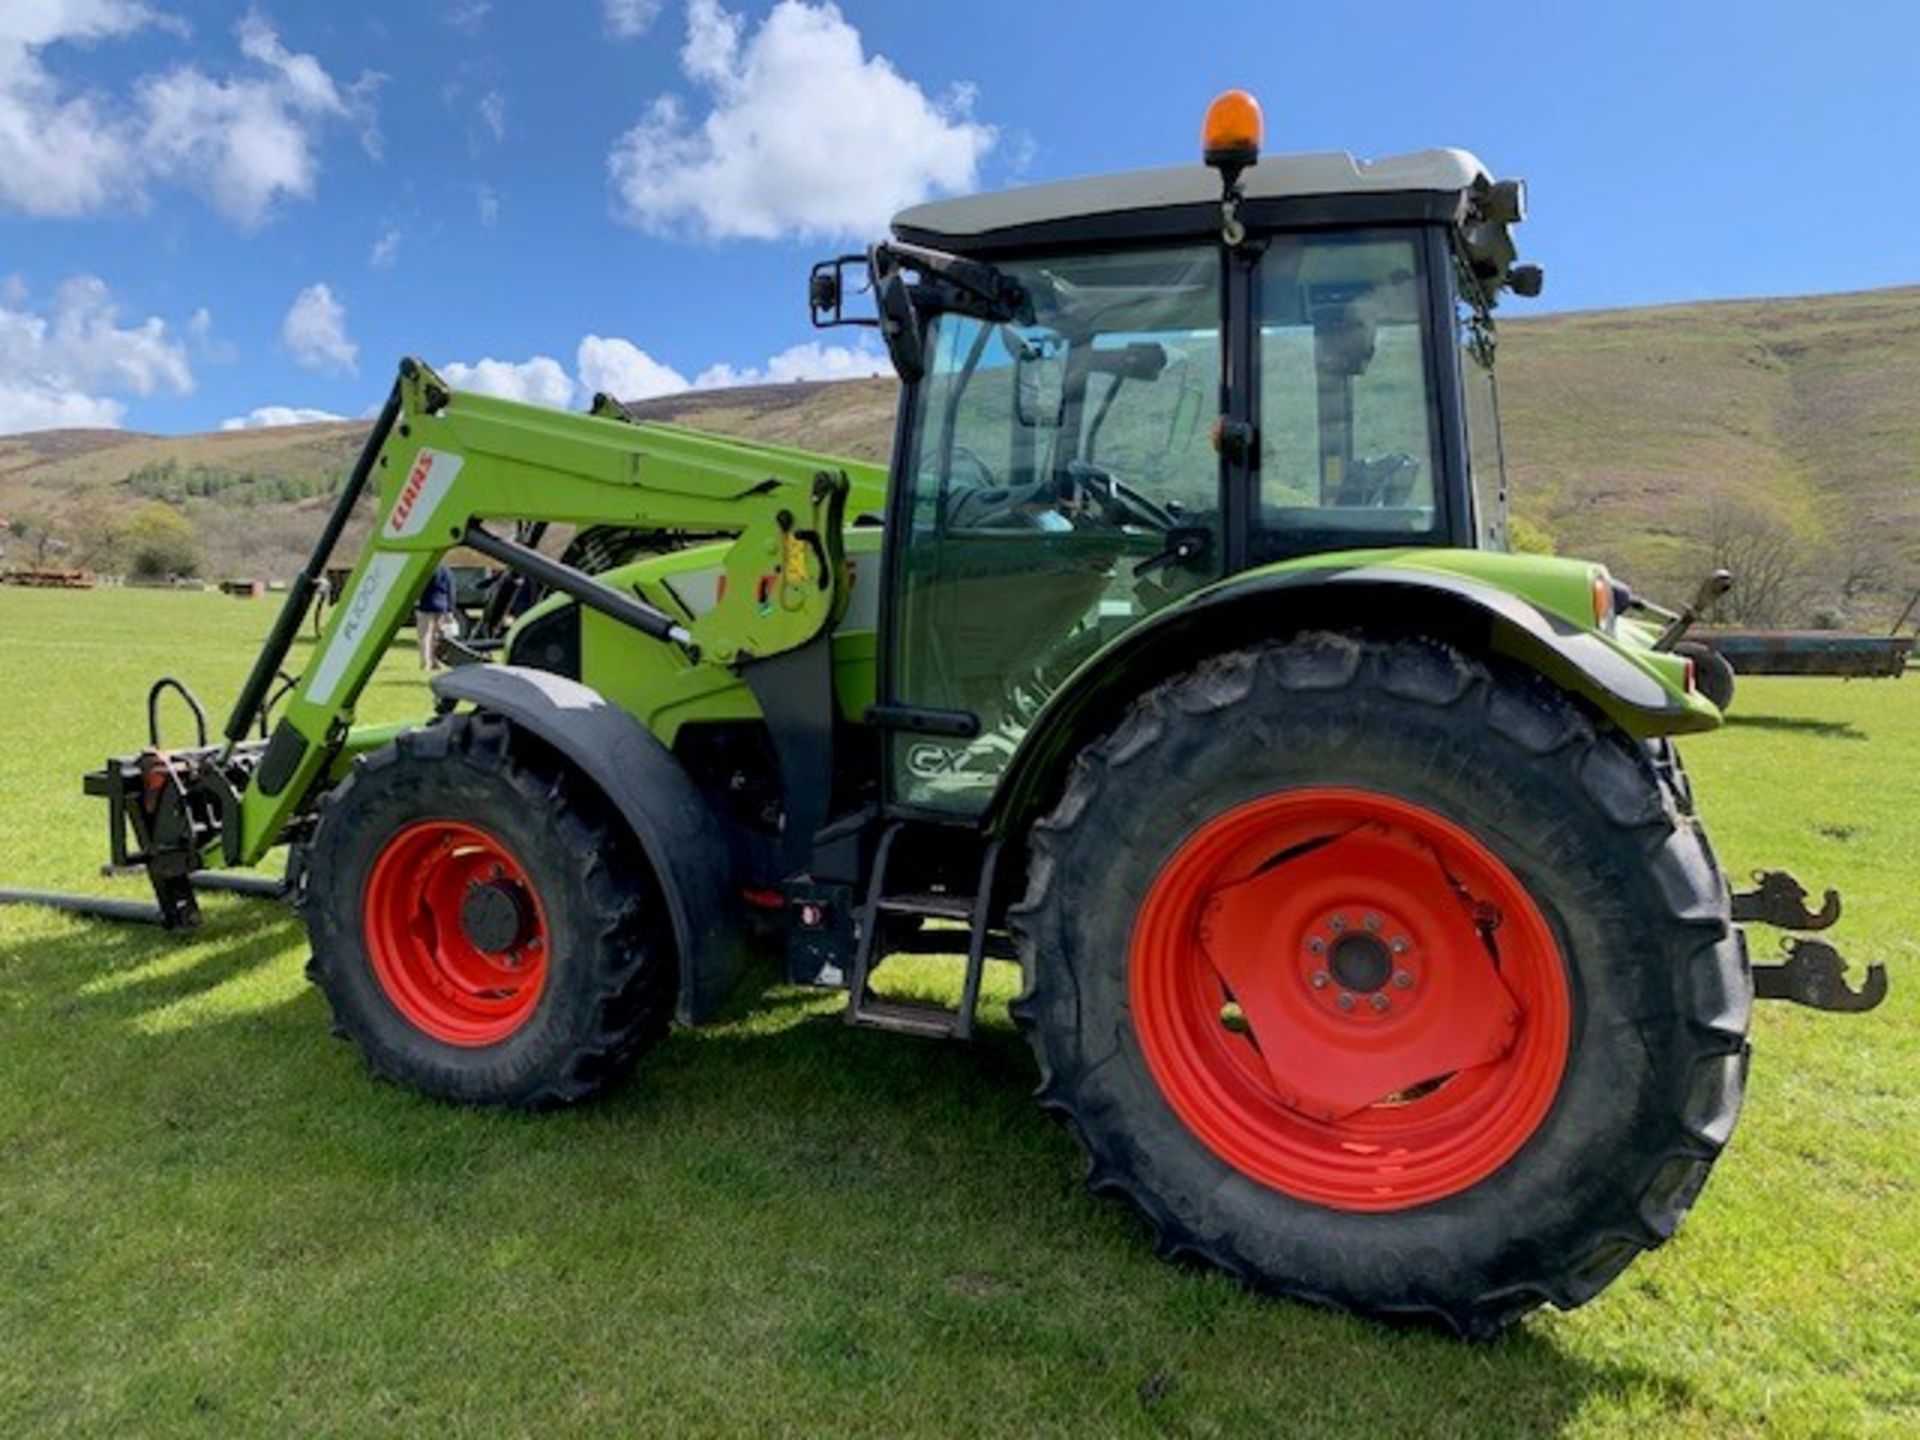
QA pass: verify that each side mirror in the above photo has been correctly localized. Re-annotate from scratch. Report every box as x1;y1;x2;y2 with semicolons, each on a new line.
875;270;924;384
809;253;875;328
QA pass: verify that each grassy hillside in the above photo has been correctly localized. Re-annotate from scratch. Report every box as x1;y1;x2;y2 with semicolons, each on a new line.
1496;284;1920;610
3;284;1916;615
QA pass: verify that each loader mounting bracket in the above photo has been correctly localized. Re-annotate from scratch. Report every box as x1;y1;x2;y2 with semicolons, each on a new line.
1751;937;1887;1013
1731;869;1841;930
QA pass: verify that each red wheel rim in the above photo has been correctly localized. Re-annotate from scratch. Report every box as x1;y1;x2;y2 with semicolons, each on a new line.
363;820;550;1047
1130;788;1570;1211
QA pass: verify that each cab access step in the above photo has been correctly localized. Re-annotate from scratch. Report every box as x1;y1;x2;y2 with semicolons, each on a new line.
842;822;1010;1039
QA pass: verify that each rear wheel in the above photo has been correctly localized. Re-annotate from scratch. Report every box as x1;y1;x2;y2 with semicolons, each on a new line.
1012;633;1751;1335
303;714;675;1108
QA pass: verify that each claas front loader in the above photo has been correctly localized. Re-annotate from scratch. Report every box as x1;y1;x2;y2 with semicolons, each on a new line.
3;92;1886;1336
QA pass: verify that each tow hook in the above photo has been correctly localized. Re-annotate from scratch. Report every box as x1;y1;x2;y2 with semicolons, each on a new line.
1733;868;1885;1013
1752;937;1888;1014
1732;869;1841;930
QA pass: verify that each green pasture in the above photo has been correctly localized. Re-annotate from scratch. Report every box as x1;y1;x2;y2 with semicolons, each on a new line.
0;587;1912;1436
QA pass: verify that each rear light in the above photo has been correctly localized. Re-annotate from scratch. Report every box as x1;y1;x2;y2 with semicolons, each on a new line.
1683;657;1699;693
1590;572;1615;629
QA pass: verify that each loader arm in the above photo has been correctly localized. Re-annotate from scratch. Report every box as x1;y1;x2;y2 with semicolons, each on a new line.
226;358;873;867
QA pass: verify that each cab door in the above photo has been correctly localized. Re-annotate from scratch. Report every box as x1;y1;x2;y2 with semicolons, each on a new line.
883;245;1224;814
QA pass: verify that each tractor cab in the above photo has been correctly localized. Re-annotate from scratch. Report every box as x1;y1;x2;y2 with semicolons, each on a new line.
816;91;1540;810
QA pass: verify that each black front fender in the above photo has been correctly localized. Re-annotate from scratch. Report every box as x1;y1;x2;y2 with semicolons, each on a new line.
431;664;746;1024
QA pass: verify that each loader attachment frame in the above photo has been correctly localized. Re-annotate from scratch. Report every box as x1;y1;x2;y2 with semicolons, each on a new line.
4;357;880;925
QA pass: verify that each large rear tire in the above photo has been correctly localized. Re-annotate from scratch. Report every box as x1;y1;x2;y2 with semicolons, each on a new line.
303;713;675;1108
1011;633;1751;1335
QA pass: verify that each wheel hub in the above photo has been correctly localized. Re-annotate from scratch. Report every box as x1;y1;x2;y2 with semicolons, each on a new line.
1329;931;1392;993
461;876;535;956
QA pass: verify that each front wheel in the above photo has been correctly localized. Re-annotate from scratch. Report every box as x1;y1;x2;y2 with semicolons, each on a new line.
303;714;676;1108
1012;634;1751;1335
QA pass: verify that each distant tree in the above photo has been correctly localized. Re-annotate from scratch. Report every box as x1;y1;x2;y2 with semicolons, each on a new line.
125;502;201;580
1703;501;1811;627
6;511;66;567
70;496;137;574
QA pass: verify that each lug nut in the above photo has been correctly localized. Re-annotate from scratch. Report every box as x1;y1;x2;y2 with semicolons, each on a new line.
1363;912;1382;932
1393;970;1413;989
1307;936;1326;955
1336;992;1355;1012
1370;993;1390;1012
1328;914;1347;933
1390;937;1409;955
1310;971;1330;989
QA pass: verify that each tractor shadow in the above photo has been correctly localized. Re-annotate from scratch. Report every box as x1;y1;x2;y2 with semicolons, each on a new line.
0;931;1701;1434
616;961;1703;1429
0;897;302;1024
1723;713;1864;740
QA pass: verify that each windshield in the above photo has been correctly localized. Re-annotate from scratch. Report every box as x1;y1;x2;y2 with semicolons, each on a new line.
891;245;1222;811
1254;230;1443;561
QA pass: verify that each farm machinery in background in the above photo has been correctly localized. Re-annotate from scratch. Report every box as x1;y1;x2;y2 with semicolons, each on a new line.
1636;572;1916;710
0;92;1888;1337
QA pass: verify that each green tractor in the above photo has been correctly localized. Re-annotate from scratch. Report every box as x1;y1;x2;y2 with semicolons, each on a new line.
5;91;1884;1335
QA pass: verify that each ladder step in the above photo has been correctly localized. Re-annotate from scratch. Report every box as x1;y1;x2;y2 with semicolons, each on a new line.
876;892;975;921
847;995;964;1039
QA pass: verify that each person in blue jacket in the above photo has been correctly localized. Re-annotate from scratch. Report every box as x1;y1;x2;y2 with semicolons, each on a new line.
416;562;455;670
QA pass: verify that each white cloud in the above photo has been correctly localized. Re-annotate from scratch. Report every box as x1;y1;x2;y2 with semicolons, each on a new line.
577;335;689;402
477;87;505;142
695;338;890;389
0;9;375;226
220;404;347;430
0;273;193;434
428;332;893;415
441;356;575;409
609;0;993;240
476;183;499;227
185;304;236;362
604;0;665;39
138;15;361;227
369;226;401;269
443;1;491;31
0;2;157;216
282;282;357;374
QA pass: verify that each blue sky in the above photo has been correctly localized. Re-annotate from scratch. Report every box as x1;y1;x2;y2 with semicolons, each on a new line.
2;0;1916;436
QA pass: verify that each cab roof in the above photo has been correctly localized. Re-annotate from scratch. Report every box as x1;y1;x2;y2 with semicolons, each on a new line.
893;149;1494;256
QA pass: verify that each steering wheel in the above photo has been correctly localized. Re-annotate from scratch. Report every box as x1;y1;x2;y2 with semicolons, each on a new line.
1062;459;1180;532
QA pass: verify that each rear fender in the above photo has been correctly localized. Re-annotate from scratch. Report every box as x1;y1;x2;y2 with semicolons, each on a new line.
431;664;747;1025
986;566;1715;840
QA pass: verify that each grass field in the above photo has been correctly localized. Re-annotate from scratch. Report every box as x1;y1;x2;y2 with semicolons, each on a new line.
0;587;1913;1438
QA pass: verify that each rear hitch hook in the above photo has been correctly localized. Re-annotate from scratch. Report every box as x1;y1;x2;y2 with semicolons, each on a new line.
1731;869;1841;931
1752;937;1888;1014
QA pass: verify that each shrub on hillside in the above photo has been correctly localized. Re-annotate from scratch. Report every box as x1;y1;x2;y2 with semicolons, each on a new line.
125;503;201;581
